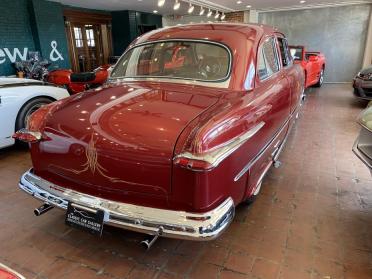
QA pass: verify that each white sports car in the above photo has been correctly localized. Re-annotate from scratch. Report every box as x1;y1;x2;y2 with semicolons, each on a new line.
0;78;69;149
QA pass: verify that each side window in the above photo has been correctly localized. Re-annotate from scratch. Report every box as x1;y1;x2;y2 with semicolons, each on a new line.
257;37;279;80
278;37;293;67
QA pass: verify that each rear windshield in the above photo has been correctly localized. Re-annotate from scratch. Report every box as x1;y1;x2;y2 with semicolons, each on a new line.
110;41;231;82
290;47;303;61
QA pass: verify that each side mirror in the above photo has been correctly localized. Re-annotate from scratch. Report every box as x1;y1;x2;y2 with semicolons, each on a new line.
308;55;318;62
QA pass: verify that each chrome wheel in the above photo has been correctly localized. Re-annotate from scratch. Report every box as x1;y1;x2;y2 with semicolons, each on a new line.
319;69;324;85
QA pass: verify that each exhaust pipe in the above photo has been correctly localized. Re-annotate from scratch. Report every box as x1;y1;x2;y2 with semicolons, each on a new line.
34;203;54;216
141;234;159;250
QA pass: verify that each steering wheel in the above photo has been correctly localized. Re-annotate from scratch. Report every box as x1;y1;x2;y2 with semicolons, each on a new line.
198;57;223;80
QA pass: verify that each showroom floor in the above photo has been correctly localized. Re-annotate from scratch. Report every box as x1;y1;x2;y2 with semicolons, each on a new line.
0;84;372;279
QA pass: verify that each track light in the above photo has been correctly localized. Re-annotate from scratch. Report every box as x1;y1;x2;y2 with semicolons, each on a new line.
188;2;194;13
173;0;180;10
207;9;212;17
158;0;165;7
199;6;205;15
221;12;226;20
214;11;220;19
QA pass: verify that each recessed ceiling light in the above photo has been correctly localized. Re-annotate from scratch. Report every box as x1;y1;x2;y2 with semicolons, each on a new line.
153;10;158;13
174;0;180;10
158;0;165;7
300;0;306;3
188;3;195;13
246;5;252;8
237;0;242;4
199;6;205;15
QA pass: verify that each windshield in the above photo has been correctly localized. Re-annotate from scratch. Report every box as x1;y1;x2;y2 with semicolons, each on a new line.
110;41;231;82
290;47;303;61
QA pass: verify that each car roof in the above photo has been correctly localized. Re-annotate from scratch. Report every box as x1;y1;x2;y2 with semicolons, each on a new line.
130;23;278;48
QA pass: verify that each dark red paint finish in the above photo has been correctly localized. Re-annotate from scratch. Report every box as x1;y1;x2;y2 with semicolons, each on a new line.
29;24;304;213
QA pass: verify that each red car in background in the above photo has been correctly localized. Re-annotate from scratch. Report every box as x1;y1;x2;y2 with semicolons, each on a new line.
15;24;304;244
290;45;326;88
46;64;111;94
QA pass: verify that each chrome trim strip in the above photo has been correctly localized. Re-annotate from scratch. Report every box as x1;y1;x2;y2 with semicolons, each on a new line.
352;135;372;170
19;169;235;241
174;121;265;169
0;263;25;279
234;104;300;182
109;39;233;88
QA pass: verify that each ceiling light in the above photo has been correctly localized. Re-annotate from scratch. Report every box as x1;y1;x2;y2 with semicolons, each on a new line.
300;0;306;3
174;0;180;10
237;0;242;4
221;12;226;20
158;0;165;7
207;9;213;17
246;5;252;8
153;10;158;13
199;6;205;15
214;11;220;19
188;3;195;13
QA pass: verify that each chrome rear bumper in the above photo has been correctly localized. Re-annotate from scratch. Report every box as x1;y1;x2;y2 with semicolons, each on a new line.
19;169;234;241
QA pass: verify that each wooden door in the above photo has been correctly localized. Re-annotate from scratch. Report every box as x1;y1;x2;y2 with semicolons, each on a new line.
70;23;103;72
64;10;112;73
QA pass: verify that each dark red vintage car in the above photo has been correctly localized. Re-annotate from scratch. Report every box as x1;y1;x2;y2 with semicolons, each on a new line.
15;23;304;244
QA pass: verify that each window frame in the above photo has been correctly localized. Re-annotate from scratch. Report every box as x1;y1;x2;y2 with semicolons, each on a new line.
256;36;281;82
276;36;293;68
109;39;233;84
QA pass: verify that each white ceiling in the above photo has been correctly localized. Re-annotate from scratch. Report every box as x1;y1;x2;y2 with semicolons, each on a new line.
51;0;372;15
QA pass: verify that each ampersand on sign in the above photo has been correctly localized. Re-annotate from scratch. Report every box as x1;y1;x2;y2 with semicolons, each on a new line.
49;41;64;62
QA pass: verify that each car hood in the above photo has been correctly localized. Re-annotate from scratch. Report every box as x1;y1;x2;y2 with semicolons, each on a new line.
0;78;42;87
32;82;221;199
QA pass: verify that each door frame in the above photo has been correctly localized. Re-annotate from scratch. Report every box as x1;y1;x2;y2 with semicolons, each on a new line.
64;9;112;72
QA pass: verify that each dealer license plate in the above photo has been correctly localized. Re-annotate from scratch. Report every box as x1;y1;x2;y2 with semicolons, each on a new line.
65;203;105;236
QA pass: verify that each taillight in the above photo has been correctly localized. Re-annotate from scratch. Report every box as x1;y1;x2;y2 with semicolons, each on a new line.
173;156;214;171
13;103;56;143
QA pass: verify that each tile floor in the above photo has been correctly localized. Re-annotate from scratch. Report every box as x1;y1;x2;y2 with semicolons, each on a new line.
0;84;372;279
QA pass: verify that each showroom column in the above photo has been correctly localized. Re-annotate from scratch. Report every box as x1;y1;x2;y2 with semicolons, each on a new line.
28;0;70;69
363;9;372;66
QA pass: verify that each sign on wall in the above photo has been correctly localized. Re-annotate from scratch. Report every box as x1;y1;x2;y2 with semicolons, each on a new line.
0;40;64;64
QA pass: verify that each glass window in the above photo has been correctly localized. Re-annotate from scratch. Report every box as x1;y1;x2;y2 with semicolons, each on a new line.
86;29;95;47
278;37;291;67
110;41;231;82
257;37;279;80
74;27;83;48
290;47;303;61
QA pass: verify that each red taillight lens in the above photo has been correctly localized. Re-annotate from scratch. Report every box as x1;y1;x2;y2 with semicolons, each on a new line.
12;129;42;143
173;156;213;171
12;103;56;143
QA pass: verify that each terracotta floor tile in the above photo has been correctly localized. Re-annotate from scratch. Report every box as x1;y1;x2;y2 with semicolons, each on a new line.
251;258;280;279
1;85;372;278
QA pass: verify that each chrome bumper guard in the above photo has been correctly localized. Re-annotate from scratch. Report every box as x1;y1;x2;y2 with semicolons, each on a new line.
19;169;235;241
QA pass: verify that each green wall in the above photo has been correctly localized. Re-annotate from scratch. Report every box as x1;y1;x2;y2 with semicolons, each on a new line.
0;1;162;76
112;11;162;56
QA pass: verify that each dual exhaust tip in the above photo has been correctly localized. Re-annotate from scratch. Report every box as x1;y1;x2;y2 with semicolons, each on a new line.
33;203;160;250
34;203;54;216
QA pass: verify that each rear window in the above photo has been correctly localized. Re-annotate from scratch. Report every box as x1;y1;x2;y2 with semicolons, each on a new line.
290;47;303;60
110;41;231;82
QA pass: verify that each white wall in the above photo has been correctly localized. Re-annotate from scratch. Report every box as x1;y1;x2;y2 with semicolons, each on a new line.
162;15;220;26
